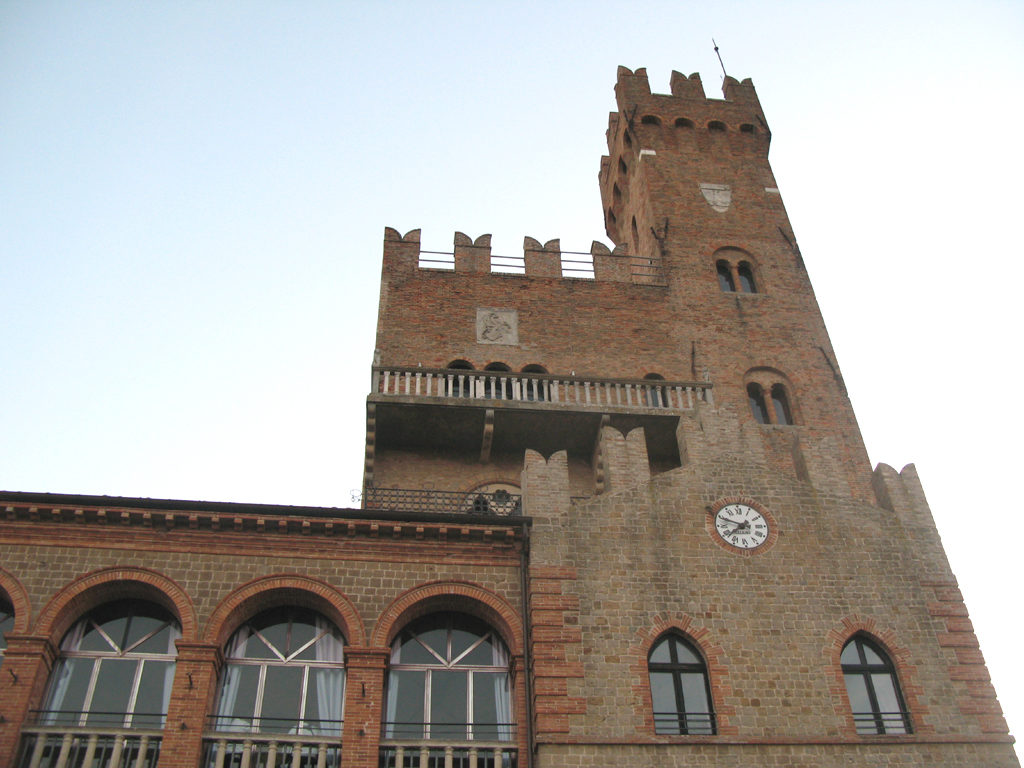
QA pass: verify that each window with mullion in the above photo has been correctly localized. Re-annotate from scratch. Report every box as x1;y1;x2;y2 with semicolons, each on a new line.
385;613;511;742
648;634;714;735
841;635;910;735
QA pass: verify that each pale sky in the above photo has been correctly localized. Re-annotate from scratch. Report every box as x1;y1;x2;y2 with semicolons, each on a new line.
1;0;1022;755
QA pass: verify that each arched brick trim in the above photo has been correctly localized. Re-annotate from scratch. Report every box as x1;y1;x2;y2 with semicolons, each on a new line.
630;614;736;736
825;616;930;736
204;574;365;648
35;566;196;644
372;580;522;656
0;566;31;633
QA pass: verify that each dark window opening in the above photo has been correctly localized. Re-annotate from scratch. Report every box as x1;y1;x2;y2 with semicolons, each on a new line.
738;262;756;293
740;123;756;134
708;121;727;132
618;158;628;175
841;635;911;735
648;634;715;735
747;383;769;424
641;115;661;126
483;363;512;400
521;364;549;402
771;384;793;425
716;261;735;292
446;360;474;398
0;599;13;673
674;117;694;129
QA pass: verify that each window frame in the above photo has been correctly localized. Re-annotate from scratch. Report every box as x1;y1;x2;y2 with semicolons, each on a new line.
647;633;716;736
841;634;911;735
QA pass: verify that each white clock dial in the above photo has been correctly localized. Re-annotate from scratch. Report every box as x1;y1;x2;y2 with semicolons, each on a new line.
714;503;769;550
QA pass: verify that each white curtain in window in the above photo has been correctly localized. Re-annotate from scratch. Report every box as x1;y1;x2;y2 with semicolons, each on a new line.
314;614;344;736
492;637;511;740
216;625;252;729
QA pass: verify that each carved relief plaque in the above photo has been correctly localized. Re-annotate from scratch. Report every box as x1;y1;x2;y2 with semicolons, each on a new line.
700;183;732;212
476;308;518;345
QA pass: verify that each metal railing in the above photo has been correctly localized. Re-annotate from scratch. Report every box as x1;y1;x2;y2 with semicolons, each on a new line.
363;488;522;517
372;366;712;413
852;710;911;735
652;710;716;735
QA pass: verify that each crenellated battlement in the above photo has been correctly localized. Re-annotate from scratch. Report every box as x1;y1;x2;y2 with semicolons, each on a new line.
382;227;666;285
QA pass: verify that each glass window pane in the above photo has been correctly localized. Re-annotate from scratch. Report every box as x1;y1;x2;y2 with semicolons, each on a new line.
133;623;179;655
45;657;94;724
649;671;676;713
0;605;15;652
123;614;165;651
387;670;425;738
672;638;700;664
287;617;317;658
862;644;884;665
242;631;278;660
738;265;755;293
649;638;671;664
304;667;344;736
871;673;900;711
472;672;508;741
844;673;871;714
77;620;118;653
840;642;860;665
257;622;289;659
260;665;304;732
716;262;734;292
431;670;468;739
217;663;261;725
132;660;174;727
397;633;441;665
680;672;712;733
86;658;136;727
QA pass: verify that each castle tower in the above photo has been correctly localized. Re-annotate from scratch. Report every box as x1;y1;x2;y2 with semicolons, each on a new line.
363;67;1019;766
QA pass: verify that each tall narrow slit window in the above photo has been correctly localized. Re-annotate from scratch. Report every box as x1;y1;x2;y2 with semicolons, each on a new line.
716;261;735;292
214;608;345;736
41;601;180;728
648;634;715;735
841;635;911;735
737;262;757;293
747;383;769;424
771;384;793;425
384;612;512;743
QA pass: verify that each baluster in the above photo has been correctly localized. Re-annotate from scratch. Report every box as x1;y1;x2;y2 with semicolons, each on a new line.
444;745;454;768
108;736;125;768
584;381;591;405
26;733;46;768
419;745;429;768
266;740;278;768
240;739;254;768
468;746;478;768
414;372;422;395
625;383;633;406
551;380;560;402
53;733;74;768
403;371;411;395
383;370;391;394
213;739;228;768
80;735;99;768
316;742;328;768
492;747;503;768
426;372;433;395
615;383;622;405
290;739;303;768
132;735;150;768
395;746;405;768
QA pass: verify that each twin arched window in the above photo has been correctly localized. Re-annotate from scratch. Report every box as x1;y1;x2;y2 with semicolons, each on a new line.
716;258;757;294
747;382;794;426
647;634;714;735
384;612;512;742
841;635;910;735
41;601;180;729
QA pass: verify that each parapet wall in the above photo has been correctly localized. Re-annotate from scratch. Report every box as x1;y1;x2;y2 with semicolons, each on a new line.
383;227;666;285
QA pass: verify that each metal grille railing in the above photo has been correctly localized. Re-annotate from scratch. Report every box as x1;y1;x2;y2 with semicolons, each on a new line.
363;488;521;517
652;710;716;735
852;710;911;735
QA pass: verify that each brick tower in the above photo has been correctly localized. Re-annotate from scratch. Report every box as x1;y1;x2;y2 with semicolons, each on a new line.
363;66;1020;766
0;66;1017;768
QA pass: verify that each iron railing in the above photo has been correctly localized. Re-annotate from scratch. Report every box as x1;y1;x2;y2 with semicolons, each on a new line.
852;710;911;735
652;710;716;735
363;488;522;517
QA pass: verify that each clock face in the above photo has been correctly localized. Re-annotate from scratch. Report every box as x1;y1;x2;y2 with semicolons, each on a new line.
714;503;769;550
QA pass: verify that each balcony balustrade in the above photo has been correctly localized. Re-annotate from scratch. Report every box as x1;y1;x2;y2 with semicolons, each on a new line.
372;367;711;413
18;712;162;768
203;715;343;768
379;722;517;768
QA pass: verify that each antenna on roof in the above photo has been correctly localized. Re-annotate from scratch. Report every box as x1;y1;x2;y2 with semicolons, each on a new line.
712;38;728;81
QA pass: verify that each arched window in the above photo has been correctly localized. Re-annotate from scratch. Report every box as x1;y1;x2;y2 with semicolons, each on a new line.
41;601;180;728
643;373;668;408
0;598;13;672
384;612;512;742
841;635;910;735
648;634;714;735
521;364;548;401
747;383;769;424
771;384;793;426
716;261;735;292
674;117;695;129
483;363;512;400
213;607;345;737
737;262;756;293
446;360;474;398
